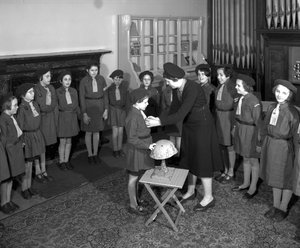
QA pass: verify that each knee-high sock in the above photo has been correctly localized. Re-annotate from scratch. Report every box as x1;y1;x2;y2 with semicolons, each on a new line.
85;132;93;157
92;132;99;156
128;174;138;208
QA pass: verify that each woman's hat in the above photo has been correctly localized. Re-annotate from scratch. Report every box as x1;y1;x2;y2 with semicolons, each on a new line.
110;69;124;79
58;70;72;82
15;83;35;97
35;67;51;79
274;79;297;94
130;88;149;104
236;74;255;87
139;70;154;82
163;63;185;79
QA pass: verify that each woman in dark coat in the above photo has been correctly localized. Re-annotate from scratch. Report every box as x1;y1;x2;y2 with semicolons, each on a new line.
146;62;222;211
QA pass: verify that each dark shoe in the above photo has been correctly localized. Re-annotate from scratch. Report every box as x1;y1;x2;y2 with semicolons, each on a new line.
273;209;288;222
0;203;13;214
242;190;258;200
21;190;31;200
264;207;277;219
214;173;226;182
178;190;197;204
119;150;126;157
9;201;20;211
42;173;54;182
58;162;67;171
28;188;38;196
193;198;215;212
35;174;47;184
65;161;74;170
112;151;120;158
100;137;110;145
232;185;249;192
220;174;234;184
0;222;4;230
93;155;101;164
88;156;93;164
128;205;148;216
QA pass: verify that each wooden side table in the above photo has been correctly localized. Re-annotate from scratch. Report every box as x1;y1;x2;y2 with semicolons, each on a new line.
139;167;189;231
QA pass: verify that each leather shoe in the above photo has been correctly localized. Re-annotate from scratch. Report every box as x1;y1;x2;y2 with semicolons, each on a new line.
232;186;249;192
264;207;277;219
193;199;215;212
21;190;32;200
9;201;20;211
178;190;197;204
88;156;93;164
128;205;148;216
242;190;258;200
0;203;13;214
0;222;4;230
273;209;288;222
66;161;74;170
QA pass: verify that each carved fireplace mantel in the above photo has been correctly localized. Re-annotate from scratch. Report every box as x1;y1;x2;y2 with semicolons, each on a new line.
0;49;111;96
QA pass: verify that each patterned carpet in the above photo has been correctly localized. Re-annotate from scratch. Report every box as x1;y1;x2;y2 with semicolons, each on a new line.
0;169;299;248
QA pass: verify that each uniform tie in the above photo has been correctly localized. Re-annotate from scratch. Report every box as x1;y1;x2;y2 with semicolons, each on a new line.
11;115;23;137
65;88;72;104
29;101;39;117
269;104;280;126
236;96;244;115
177;89;183;101
140;110;147;120
45;87;51;105
115;85;121;101
92;78;98;92
216;84;225;101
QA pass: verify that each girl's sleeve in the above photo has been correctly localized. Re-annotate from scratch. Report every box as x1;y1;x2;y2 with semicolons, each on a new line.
126;118;151;149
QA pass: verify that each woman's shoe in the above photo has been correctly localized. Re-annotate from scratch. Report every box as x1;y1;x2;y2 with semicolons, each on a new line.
119;150;126;157
28;188;38;196
8;201;19;211
0;203;13;214
220;174;234;184
93;156;101;164
66;161;74;170
0;222;4;230
178;190;197;204
214;173;226;182
112;151;120;158
273;209;288;222
21;190;31;200
193;198;215;212
264;207;277;219
88;156;93;164
231;185;249;192
35;174;47;184
128;205;148;216
42;173;54;182
242;190;258;200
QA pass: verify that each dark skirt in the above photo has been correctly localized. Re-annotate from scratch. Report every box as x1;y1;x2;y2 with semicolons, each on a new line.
81;98;105;132
23;130;46;158
108;105;126;127
58;111;79;138
0;142;10;182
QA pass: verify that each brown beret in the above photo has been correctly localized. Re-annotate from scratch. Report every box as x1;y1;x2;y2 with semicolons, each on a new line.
16;83;35;97
163;63;185;79
139;70;154;82
130;88;149;104
110;69;124;79
58;70;72;82
35;67;51;79
274;79;297;94
236;74;255;87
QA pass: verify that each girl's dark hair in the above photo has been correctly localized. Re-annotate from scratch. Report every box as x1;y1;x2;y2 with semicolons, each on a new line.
136;95;149;103
86;61;99;71
217;66;234;78
195;65;211;77
1;96;16;112
240;80;253;93
272;85;293;102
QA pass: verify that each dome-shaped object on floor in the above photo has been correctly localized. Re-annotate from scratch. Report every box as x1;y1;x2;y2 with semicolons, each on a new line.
150;139;178;160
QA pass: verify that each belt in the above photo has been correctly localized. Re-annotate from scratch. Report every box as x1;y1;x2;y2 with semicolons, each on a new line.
138;135;151;139
85;96;103;100
267;133;291;141
216;108;233;112
23;129;39;133
235;118;255;126
59;110;75;113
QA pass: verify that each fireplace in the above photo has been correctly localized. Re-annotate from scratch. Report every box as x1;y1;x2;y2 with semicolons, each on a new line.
0;49;111;97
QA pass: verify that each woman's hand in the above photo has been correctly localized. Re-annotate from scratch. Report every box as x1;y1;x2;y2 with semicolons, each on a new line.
103;109;108;120
149;143;156;150
83;113;91;125
145;116;161;127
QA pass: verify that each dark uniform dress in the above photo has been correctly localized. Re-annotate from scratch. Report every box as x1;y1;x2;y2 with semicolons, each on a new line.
0;133;10;182
260;102;299;189
34;83;58;146
140;85;160;117
0;113;25;178
56;86;80;138
293;124;300;196
124;107;154;172
79;74;108;132
200;81;216;113
233;93;261;158
17;99;46;159
215;79;238;146
107;82;129;127
160;80;222;178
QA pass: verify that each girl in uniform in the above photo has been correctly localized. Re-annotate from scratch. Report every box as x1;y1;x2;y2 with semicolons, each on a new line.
124;88;156;215
79;61;108;164
260;79;299;222
16;83;46;199
107;69;129;158
231;75;262;199
34;68;57;182
0;93;25;214
56;71;80;170
214;65;238;184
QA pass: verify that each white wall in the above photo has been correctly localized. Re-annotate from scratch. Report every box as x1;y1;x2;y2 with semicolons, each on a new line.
0;0;207;78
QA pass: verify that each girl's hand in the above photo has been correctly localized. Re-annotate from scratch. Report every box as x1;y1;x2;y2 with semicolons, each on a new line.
145;116;161;127
256;146;261;153
149;143;156;150
103;109;108;120
83;113;91;125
